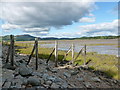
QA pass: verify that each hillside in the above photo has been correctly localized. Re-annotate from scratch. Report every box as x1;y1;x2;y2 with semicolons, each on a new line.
2;34;120;41
2;35;37;41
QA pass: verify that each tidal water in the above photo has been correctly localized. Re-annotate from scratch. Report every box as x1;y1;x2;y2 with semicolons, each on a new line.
39;39;118;56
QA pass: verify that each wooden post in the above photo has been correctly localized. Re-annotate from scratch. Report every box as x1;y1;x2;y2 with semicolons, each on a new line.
35;38;38;70
55;40;58;67
62;46;71;61
72;43;74;64
27;43;36;65
10;35;14;66
74;47;84;62
46;48;55;63
84;44;86;65
6;46;10;63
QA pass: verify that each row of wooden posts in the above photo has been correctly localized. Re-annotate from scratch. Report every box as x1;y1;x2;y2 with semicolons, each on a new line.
5;35;87;70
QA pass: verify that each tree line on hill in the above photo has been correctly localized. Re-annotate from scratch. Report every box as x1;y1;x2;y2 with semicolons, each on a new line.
1;34;120;41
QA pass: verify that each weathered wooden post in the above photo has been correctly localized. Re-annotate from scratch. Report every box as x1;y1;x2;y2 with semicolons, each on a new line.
6;46;10;63
27;42;36;65
10;35;14;66
62;46;71;61
55;40;58;67
73;47;84;63
35;38;38;70
72;43;74;64
84;44;87;65
46;48;55;63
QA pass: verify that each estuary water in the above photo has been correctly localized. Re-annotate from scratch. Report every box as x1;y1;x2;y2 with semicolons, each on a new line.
39;39;119;56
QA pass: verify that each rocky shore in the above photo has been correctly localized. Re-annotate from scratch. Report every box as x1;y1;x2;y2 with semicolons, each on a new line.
1;45;120;89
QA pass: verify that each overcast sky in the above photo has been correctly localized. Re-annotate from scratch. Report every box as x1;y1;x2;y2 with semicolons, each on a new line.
0;0;119;38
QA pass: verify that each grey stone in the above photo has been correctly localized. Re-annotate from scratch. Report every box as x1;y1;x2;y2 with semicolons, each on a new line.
13;78;23;88
46;66;51;71
61;82;68;88
32;72;42;77
70;70;79;75
42;73;49;80
2;81;11;88
91;77;101;82
54;77;63;82
27;77;41;86
113;80;117;84
39;78;44;84
84;82;91;88
51;69;58;73
18;60;27;65
18;64;33;77
51;83;60;88
22;79;28;85
63;72;71;78
45;80;52;85
77;77;84;81
2;63;16;70
47;76;56;82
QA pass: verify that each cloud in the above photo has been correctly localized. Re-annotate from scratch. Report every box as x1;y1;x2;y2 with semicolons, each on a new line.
1;23;20;30
45;19;118;38
0;1;95;35
79;17;96;23
78;19;118;36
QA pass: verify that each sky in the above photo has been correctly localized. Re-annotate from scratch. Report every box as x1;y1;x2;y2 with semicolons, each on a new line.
0;0;119;38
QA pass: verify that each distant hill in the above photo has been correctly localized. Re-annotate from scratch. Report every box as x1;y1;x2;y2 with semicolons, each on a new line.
2;34;74;41
15;34;37;41
2;34;37;41
2;34;120;41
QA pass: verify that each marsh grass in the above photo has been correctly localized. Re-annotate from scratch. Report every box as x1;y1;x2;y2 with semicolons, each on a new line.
10;41;119;80
87;43;117;46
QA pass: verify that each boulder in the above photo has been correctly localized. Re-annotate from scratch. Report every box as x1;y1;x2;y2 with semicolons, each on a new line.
18;64;33;77
27;77;41;86
22;77;41;86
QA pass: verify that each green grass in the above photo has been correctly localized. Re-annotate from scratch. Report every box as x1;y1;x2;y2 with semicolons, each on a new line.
4;41;119;80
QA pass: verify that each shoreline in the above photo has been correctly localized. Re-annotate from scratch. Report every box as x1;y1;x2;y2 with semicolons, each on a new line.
1;45;120;88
